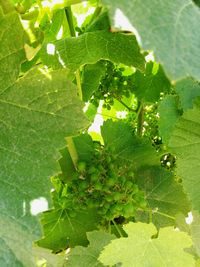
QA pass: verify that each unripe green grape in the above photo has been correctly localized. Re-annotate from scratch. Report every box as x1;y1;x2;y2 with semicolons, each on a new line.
122;203;135;218
139;199;147;208
106;156;112;163
77;161;86;172
94;182;102;190
124;180;133;190
131;184;139;194
88;166;97;174
105;194;113;202
79;180;88;190
113;192;122;201
90;173;99;182
127;171;135;178
106;176;116;187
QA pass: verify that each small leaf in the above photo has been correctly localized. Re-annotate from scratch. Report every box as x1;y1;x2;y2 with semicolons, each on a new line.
37;208;101;252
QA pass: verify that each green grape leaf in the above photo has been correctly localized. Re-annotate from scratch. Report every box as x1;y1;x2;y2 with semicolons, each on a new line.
41;30;145;72
169;98;200;210
82;61;107;101
73;133;94;163
37;208;101;252
0;68;88;266
0;9;26;90
176;78;200;111
101;120;159;168
176;211;200;257
136;166;190;228
99;222;195;267
85;9;110;32
33;246;65;267
103;0;200;81
158;95;180;144
65;231;116;267
133;62;170;103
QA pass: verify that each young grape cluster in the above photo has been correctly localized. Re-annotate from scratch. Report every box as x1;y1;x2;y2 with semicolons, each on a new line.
64;142;146;222
91;61;134;110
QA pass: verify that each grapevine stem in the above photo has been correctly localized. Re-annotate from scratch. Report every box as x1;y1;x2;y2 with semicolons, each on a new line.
111;220;123;237
116;98;136;112
89;6;102;23
65;6;83;168
137;101;144;137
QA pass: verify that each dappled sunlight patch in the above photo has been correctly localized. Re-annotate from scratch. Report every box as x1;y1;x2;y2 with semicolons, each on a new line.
30;197;48;216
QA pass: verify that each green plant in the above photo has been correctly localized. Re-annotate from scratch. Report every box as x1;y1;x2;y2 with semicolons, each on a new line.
1;0;200;266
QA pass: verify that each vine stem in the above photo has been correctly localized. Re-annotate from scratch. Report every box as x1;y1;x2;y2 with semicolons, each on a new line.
65;6;82;168
137;101;144;137
111;220;123;237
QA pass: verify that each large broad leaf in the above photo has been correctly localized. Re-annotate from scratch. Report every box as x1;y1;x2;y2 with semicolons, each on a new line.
0;67;88;265
99;222;195;267
0;9;26;90
41;30;145;72
37;208;100;252
101;120;159;168
65;231;115;267
169;98;200;210
103;0;200;81
135;166;190;228
158;95;180;144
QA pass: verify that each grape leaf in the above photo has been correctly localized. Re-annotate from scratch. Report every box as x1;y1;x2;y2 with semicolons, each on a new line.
176;78;200;111
0;68;88;266
0;9;26;90
41;30;145;72
37;208;101;252
176;211;200;257
82;61;107;101
103;0;200;80
99;222;195;267
65;231;115;267
136;166;190;228
101;120;159;168
133;62;170;103
158;95;180;144
169;98;200;210
33;246;65;267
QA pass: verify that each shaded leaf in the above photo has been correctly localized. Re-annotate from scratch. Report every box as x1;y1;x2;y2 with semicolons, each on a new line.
158;95;180;144
169;98;200;210
65;231;115;267
82;61;107;101
101;120;159;168
37;208;100;252
133;62;170;103
136;166;190;227
103;0;200;80
0;69;88;265
176;78;200;111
